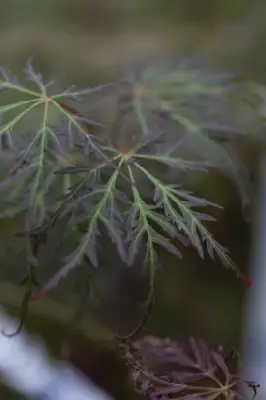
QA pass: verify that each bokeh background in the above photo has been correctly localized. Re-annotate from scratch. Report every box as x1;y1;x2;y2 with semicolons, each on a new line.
1;0;266;398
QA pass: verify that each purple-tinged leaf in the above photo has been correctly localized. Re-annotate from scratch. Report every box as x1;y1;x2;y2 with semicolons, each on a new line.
212;350;229;381
147;384;188;399
23;57;44;85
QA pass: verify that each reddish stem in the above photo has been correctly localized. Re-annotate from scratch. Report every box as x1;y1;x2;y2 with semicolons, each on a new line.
57;101;83;117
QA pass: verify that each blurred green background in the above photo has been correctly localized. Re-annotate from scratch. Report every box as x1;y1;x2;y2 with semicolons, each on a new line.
0;0;265;398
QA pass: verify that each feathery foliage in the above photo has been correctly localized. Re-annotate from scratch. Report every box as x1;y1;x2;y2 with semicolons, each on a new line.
0;57;258;298
0;57;262;398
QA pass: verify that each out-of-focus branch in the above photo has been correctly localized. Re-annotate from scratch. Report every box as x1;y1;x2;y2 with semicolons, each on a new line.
0;305;113;399
242;153;266;400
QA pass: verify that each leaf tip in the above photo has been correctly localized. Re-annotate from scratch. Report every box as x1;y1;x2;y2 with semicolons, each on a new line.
237;272;252;288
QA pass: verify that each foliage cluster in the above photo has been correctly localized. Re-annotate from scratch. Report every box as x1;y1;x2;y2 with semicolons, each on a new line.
122;335;260;399
0;58;260;289
0;57;264;398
